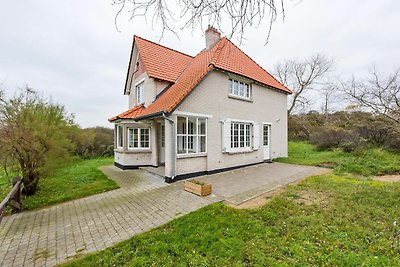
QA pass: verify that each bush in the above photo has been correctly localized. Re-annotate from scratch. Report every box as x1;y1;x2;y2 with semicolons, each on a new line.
69;127;114;158
309;128;365;152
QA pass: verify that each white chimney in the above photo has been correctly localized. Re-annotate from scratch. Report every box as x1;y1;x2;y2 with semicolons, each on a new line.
205;25;221;50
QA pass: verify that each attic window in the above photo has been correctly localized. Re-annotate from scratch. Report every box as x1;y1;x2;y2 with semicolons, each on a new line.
136;81;144;104
229;78;251;99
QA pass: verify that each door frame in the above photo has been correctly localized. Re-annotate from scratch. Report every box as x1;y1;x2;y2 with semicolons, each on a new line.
262;123;271;160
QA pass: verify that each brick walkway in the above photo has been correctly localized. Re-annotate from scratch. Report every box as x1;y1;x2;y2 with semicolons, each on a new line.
0;166;220;267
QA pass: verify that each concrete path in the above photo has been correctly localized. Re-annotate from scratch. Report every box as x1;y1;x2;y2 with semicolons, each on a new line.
197;162;330;205
0;167;219;267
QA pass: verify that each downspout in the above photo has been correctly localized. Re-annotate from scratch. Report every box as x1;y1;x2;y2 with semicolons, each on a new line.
162;112;176;181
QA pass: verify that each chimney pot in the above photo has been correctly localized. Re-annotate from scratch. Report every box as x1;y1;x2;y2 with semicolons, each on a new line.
205;25;221;50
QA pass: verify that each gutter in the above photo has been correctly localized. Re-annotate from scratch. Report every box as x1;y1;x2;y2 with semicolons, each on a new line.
162;112;176;181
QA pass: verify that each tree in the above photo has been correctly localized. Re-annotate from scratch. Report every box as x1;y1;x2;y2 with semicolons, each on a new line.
112;0;285;42
273;54;334;115
0;87;73;195
343;68;400;125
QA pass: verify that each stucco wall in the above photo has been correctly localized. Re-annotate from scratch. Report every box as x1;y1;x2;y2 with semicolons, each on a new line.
173;70;288;173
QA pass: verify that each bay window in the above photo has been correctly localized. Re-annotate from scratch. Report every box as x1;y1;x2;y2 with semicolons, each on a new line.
127;128;150;149
177;116;207;155
116;125;123;148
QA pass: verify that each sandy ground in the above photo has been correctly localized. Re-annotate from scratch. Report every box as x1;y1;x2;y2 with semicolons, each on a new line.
373;175;400;183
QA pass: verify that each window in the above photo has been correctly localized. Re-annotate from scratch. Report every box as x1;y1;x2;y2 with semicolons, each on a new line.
229;79;250;99
230;122;251;149
127;128;150;149
116;125;123;148
263;125;269;146
136;82;144;104
177;116;207;155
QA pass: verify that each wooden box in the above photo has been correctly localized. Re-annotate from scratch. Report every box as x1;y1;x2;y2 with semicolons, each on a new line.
184;179;212;196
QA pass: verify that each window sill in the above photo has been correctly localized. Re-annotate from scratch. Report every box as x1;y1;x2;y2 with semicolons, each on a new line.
177;153;207;159
226;149;255;154
228;95;252;102
114;148;152;154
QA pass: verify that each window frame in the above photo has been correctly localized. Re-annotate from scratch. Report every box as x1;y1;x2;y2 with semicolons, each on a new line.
228;78;251;100
127;127;151;150
230;121;252;152
176;116;207;156
136;81;144;104
116;125;123;149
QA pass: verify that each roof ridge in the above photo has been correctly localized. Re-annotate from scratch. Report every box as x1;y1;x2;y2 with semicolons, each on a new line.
134;35;194;58
222;38;291;92
209;37;228;66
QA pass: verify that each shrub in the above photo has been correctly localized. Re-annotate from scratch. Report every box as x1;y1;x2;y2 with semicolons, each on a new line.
309;128;348;150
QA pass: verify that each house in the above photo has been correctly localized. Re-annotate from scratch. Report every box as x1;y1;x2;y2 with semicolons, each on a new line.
109;26;292;183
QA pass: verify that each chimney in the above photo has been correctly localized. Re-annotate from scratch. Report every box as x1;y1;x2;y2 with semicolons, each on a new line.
205;25;221;50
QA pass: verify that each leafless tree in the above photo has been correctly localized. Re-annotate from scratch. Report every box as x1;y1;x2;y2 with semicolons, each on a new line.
274;54;334;115
320;83;340;115
112;0;285;43
343;68;400;124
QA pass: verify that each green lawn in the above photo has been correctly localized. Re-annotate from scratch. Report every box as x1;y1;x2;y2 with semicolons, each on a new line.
275;141;400;176
62;142;400;266
0;157;118;211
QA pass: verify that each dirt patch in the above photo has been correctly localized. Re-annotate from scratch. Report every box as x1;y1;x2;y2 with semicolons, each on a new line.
225;187;286;209
373;175;400;183
289;190;330;206
316;162;336;168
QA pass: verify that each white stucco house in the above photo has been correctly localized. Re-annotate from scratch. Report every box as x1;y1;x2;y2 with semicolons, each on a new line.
109;26;292;183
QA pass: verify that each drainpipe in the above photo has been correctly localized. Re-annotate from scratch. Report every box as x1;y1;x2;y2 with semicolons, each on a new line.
162;112;176;181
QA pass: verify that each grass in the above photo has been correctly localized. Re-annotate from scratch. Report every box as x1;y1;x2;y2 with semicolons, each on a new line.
60;142;400;266
0;157;118;211
275;141;400;176
61;173;400;266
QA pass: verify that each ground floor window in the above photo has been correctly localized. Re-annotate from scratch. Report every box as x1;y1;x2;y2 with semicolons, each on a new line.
116;125;123;148
231;122;251;148
177;116;207;154
127;128;150;149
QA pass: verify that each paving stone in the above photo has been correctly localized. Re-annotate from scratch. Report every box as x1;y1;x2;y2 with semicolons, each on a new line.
0;166;218;266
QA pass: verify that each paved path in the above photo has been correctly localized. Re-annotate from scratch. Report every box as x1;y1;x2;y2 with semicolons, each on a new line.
0;167;219;267
197;162;330;205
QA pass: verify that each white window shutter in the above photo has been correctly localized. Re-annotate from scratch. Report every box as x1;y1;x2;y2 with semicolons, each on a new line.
252;123;260;150
222;120;232;153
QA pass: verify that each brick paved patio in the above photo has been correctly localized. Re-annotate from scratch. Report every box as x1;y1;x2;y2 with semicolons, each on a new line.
0;166;220;267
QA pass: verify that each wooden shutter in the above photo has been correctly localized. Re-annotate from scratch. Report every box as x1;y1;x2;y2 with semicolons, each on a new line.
252;123;260;150
222;120;232;153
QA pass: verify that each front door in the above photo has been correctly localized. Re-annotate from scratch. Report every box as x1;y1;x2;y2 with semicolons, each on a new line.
263;124;270;160
160;125;165;164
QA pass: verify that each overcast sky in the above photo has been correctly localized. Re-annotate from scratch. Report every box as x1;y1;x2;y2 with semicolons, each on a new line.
1;1;399;127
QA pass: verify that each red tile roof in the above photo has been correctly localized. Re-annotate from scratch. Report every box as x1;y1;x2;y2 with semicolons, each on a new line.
134;36;193;82
110;36;291;122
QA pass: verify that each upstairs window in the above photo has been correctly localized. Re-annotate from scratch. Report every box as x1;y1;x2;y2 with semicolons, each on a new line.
128;128;150;149
136;82;144;104
229;78;250;99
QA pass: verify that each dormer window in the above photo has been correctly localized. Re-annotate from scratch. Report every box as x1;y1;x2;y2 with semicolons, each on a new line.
136;81;144;104
229;78;251;100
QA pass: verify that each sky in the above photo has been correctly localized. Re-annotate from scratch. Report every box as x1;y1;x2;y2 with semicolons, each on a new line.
0;1;399;127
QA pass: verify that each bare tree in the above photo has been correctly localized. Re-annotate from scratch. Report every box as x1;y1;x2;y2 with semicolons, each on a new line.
343;68;400;124
112;0;285;43
320;83;340;115
274;54;334;115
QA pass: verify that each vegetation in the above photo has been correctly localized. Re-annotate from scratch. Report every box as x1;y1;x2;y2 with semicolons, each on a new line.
0;157;117;211
0;88;74;195
276;141;400;176
69;126;114;158
62;173;400;266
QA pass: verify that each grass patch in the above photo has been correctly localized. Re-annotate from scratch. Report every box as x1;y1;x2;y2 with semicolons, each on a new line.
61;174;400;266
275;141;400;176
0;157;118;211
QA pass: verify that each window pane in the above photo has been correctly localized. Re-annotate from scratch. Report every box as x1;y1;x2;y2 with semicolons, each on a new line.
140;128;149;148
229;79;233;94
239;82;244;96
245;84;250;98
117;125;123;147
246;124;250;147
264;125;269;146
128;129;133;148
199;119;206;135
177;136;187;154
177;117;186;134
188;135;197;153
240;124;245;147
136;82;144;103
234;80;239;95
188;117;197;135
134;129;139;147
200;136;206;152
